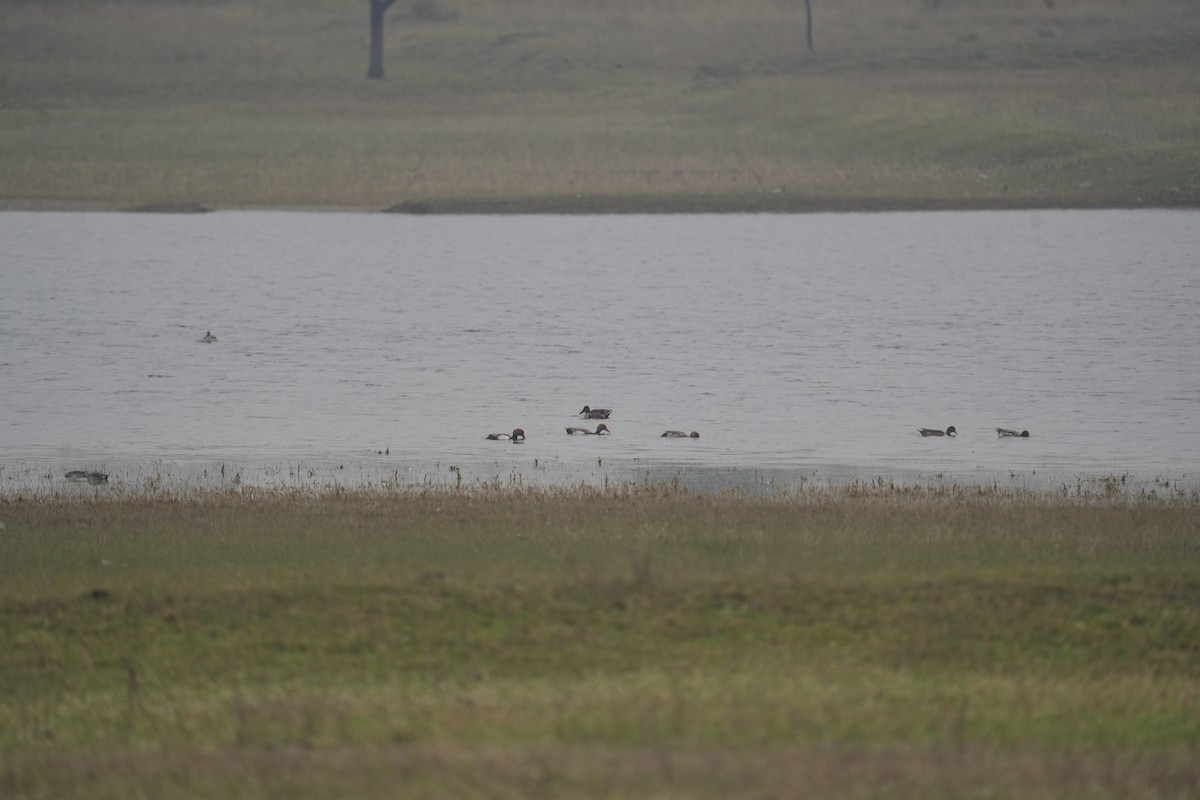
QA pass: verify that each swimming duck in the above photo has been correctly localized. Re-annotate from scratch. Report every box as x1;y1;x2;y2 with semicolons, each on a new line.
566;424;611;435
579;405;612;419
66;470;108;483
486;428;526;442
918;426;957;437
201;331;217;343
661;430;700;438
996;428;1031;438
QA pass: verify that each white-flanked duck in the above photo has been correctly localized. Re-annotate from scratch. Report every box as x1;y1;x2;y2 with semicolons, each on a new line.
579;405;612;419
996;428;1030;438
65;470;108;483
918;426;957;437
566;424;611;435
661;430;700;438
486;428;526;442
201;331;217;343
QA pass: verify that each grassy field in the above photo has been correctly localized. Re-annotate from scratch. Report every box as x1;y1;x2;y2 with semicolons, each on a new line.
2;484;1198;798
1;0;1198;211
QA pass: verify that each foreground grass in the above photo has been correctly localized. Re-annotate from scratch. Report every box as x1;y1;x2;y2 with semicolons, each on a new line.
1;0;1198;211
1;485;1197;798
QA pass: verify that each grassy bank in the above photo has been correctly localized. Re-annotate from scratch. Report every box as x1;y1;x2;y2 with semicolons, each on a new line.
2;485;1198;798
1;0;1198;211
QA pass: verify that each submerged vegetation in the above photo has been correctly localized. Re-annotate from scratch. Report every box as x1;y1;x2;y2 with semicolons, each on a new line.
1;0;1198;210
2;484;1198;798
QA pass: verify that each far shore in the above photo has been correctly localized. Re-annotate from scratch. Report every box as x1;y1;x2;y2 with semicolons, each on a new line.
3;192;1198;215
5;0;1197;223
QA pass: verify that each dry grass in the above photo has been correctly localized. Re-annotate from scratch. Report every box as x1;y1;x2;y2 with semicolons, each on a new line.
1;485;1197;798
8;744;1200;800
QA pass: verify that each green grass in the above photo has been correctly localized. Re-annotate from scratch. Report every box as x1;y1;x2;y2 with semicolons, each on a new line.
2;485;1198;798
1;0;1198;210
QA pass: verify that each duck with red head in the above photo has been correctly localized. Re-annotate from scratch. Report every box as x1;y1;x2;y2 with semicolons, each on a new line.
486;428;526;442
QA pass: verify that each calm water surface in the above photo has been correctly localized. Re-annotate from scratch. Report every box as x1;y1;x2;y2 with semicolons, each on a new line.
2;210;1197;493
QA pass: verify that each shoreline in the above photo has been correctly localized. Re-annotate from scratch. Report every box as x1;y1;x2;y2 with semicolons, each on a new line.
4;477;1196;507
3;454;1196;504
2;193;1198;215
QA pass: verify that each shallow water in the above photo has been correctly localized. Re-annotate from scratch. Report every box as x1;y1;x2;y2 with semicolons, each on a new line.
2;209;1197;494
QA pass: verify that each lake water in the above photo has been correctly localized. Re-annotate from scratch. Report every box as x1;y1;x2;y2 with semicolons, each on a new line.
2;209;1197;495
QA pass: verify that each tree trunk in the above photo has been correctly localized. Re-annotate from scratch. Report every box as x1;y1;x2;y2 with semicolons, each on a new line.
804;0;814;52
367;0;398;79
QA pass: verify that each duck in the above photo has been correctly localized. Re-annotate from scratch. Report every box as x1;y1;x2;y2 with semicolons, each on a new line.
486;428;526;442
661;430;700;438
201;331;217;343
918;426;957;437
996;428;1031;438
66;470;108;483
566;424;611;435
579;405;612;419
